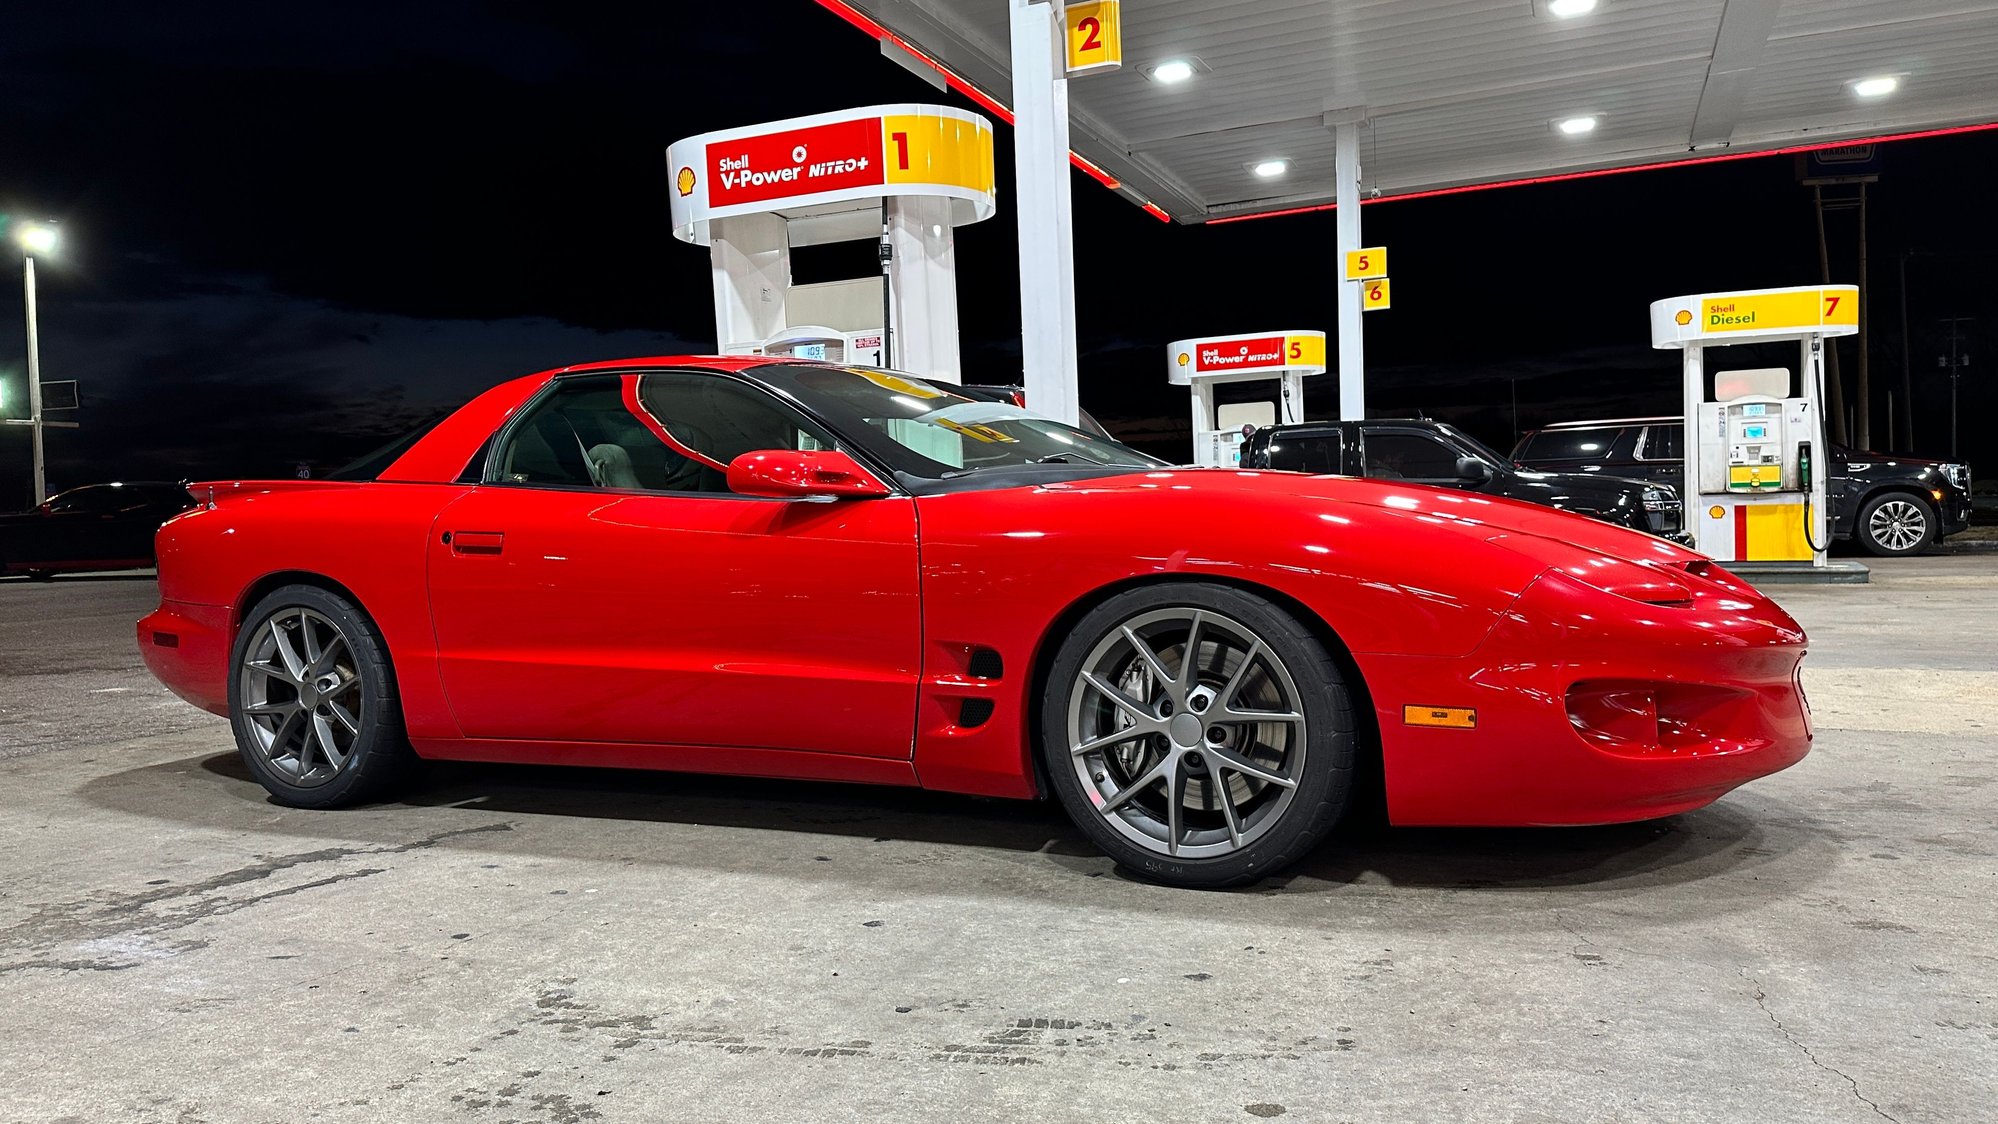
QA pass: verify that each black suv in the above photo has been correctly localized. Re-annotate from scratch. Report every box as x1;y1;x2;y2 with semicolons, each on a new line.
1241;419;1686;541
1511;417;1973;556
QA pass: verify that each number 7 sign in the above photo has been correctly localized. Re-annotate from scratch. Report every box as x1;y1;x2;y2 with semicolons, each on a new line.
1065;1;1122;76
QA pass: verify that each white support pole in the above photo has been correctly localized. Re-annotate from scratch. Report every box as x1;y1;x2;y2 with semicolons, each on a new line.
1334;122;1365;421
1682;344;1707;553
1010;0;1081;425
884;196;962;382
23;256;47;505
707;213;791;354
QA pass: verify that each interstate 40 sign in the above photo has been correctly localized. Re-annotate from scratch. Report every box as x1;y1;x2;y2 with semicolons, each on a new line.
667;104;996;244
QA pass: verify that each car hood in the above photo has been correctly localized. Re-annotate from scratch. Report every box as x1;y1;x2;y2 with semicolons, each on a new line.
1043;468;1701;567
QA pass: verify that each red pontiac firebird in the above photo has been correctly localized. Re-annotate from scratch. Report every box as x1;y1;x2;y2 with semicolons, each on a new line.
139;357;1811;887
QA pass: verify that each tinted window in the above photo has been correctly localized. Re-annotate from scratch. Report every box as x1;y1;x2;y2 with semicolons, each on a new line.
1264;431;1343;474
1639;424;1683;461
492;373;838;496
42;488;107;514
1363;432;1459;480
1516;428;1622;462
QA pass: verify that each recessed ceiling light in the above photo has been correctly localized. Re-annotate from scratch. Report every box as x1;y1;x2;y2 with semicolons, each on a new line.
1556;115;1598;135
1547;0;1598;17
1252;159;1289;178
1850;75;1900;98
1151;59;1195;84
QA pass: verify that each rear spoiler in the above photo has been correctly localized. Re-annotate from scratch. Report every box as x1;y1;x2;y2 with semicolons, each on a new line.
187;479;355;508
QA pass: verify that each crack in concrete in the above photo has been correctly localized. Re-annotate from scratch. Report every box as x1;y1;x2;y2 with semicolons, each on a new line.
0;821;514;974
1739;967;1901;1124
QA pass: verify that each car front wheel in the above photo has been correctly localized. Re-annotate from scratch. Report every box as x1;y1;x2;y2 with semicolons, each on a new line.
1857;493;1936;557
230;584;414;807
1041;582;1355;888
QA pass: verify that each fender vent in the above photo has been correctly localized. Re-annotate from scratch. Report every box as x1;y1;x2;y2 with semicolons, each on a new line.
967;647;1003;680
958;699;995;728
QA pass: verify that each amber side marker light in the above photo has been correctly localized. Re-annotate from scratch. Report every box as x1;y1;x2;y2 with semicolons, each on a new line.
1405;706;1477;729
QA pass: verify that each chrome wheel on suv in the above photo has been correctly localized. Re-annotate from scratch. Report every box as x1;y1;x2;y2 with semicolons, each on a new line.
1858;494;1935;557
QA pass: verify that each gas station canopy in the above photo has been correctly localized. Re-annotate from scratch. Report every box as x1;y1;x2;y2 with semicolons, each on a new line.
823;0;1998;223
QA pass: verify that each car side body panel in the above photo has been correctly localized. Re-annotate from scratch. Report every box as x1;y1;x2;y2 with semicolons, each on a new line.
140;358;1813;828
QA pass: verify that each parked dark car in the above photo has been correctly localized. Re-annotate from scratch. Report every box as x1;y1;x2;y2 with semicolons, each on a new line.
1510;417;1973;556
0;482;197;578
1241;419;1686;540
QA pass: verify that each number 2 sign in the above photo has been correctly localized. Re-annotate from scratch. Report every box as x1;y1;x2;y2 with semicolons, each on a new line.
1065;0;1122;76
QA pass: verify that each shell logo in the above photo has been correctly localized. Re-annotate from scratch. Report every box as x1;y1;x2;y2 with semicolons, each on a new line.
1708;505;1725;519
676;167;697;197
1176;352;1190;367
1674;309;1693;326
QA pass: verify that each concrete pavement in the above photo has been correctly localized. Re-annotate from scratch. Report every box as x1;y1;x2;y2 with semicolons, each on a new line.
0;559;1992;1123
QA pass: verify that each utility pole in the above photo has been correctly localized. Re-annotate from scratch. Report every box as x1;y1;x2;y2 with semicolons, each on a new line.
1937;317;1971;460
23;255;45;504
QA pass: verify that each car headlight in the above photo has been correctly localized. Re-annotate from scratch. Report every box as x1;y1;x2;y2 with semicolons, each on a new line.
1641;487;1676;512
1942;463;1970;490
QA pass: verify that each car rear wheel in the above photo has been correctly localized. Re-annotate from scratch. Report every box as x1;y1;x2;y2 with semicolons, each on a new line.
1857;493;1935;557
1041;582;1354;888
230;584;414;807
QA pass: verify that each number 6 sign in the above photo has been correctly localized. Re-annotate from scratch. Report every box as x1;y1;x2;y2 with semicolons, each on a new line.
1065;0;1122;76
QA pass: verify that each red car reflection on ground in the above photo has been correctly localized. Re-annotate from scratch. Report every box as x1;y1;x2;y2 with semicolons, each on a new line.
139;358;1810;887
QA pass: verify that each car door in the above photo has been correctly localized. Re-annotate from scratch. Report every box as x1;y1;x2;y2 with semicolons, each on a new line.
16;487;117;565
425;369;923;758
1358;428;1474;488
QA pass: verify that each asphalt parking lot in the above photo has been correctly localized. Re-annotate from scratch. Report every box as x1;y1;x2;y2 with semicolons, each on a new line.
2;559;1993;1124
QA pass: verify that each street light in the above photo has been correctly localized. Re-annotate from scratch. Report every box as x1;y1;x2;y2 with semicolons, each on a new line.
12;220;59;504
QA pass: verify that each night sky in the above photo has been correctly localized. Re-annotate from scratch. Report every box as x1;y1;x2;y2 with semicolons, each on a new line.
3;1;1995;507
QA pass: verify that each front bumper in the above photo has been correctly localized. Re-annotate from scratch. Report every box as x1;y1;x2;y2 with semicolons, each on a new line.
1361;561;1810;826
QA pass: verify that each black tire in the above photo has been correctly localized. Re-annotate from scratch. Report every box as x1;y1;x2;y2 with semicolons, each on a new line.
229;583;415;808
1856;492;1936;557
1041;582;1354;888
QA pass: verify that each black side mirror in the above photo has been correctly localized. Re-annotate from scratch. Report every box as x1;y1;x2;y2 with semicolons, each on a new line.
1455;456;1493;484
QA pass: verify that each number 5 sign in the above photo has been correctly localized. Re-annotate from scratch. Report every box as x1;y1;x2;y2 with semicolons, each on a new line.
1344;246;1387;281
1066;1;1122;76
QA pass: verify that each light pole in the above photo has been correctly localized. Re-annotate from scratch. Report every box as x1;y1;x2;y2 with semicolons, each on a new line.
1937;316;1972;460
13;221;58;505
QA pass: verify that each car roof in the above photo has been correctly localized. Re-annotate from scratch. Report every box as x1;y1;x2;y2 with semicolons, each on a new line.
1533;416;1678;430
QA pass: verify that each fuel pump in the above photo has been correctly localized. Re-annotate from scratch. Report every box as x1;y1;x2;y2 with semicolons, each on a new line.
1652;286;1856;567
1167;331;1328;467
667;104;996;383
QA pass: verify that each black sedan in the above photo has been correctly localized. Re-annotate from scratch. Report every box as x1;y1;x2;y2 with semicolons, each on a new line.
0;482;197;578
1242;419;1686;541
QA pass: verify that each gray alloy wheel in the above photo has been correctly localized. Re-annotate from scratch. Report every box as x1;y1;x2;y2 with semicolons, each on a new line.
238;606;365;787
1043;583;1354;888
1858;494;1935;557
230;584;414;807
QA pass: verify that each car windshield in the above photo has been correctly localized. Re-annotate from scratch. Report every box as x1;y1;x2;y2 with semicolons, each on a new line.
752;364;1164;483
1436;424;1510;470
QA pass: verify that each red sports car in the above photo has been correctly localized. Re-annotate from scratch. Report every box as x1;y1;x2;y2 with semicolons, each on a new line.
139;357;1811;887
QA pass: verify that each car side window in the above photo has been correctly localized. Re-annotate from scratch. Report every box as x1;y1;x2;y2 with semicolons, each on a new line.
1639;425;1683;461
43;488;104;514
488;372;841;496
1264;431;1343;474
1362;431;1459;482
1518;429;1613;462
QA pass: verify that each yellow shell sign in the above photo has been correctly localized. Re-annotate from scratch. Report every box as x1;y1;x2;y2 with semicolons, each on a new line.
676;167;696;197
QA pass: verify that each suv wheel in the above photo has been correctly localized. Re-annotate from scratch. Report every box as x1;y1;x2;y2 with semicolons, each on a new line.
1857;493;1936;557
